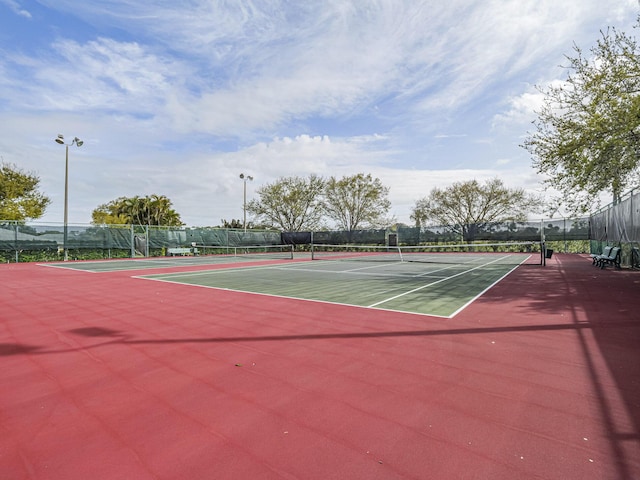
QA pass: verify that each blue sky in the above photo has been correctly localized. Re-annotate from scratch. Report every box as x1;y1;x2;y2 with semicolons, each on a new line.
0;0;638;226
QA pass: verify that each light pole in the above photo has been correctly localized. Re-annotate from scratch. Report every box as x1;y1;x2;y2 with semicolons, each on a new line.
55;134;83;261
239;173;253;232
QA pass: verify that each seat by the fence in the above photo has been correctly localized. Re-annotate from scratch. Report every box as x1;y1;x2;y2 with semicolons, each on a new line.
167;247;197;256
591;245;612;265
595;246;621;269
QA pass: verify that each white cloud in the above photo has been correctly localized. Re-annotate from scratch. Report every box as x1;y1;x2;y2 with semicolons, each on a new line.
2;0;639;227
493;89;545;128
4;37;184;115
0;0;31;18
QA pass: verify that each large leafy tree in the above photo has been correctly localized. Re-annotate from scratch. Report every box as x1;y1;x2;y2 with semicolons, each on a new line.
92;194;183;226
523;21;640;214
411;178;538;240
323;173;392;231
220;218;244;229
247;174;326;231
0;162;50;221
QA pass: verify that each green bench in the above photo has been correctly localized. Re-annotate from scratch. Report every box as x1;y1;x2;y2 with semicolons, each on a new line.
593;246;621;269
167;247;198;256
591;245;612;265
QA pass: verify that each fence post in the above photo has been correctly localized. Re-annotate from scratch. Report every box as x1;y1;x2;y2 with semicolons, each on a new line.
130;225;135;258
632;189;635;247
13;222;18;263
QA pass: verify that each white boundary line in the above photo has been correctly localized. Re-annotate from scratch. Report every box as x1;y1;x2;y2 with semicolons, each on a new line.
137;275;452;319
366;254;528;310
447;261;525;318
136;253;532;318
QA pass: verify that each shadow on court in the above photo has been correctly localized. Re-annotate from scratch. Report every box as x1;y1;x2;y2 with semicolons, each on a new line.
1;254;639;479
1;319;637;356
469;254;640;480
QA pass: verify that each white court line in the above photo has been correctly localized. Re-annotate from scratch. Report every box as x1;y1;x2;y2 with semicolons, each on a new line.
268;265;452;279
367;254;527;308
278;258;473;278
137;272;452;318
447;260;527;318
139;255;518;282
139;255;531;318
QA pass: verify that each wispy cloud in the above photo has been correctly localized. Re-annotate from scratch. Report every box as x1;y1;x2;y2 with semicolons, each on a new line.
7;0;635;135
1;0;638;224
4;37;183;114
1;0;31;18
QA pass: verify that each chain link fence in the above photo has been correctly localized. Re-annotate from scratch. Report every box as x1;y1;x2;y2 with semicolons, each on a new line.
589;189;640;268
0;223;282;262
1;217;594;263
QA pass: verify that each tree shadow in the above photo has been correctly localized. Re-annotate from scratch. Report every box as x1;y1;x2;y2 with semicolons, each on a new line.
0;343;43;356
68;327;125;337
475;255;640;479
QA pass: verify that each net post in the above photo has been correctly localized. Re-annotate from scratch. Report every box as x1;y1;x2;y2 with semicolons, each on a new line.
540;218;546;266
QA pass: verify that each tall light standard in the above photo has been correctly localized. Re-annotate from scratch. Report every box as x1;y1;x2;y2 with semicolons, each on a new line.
239;173;253;232
55;134;83;261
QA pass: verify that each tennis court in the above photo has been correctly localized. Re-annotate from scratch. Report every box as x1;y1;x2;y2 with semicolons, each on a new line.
43;243;541;317
137;250;537;317
2;252;639;480
40;245;296;272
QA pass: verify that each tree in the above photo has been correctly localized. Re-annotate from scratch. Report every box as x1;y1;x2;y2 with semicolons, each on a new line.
410;178;538;240
522;21;640;214
247;174;326;231
323;173;392;232
0;162;50;221
220;219;243;229
91;194;183;226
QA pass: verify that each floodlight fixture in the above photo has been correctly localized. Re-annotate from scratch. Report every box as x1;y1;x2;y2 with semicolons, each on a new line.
239;173;254;232
54;134;84;261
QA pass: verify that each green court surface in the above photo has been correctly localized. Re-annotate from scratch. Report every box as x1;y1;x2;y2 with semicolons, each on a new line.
138;253;533;317
39;252;292;272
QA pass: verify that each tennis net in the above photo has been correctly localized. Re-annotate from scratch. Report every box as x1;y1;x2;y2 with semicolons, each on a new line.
196;244;294;260
311;242;543;265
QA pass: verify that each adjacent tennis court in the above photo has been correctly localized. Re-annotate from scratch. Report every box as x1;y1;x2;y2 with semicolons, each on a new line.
137;250;537;317
41;244;295;272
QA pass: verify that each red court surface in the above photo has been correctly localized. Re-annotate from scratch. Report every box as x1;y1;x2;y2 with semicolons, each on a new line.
1;254;639;479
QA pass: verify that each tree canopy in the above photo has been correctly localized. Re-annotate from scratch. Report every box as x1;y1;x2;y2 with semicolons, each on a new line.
323;173;393;231
0;162;50;221
411;178;538;239
245;173;393;232
247;174;326;231
220;218;244;229
523;20;640;214
91;194;183;226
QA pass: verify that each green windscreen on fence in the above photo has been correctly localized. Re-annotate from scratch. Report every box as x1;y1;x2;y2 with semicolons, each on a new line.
0;217;592;263
589;189;640;267
0;223;283;262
